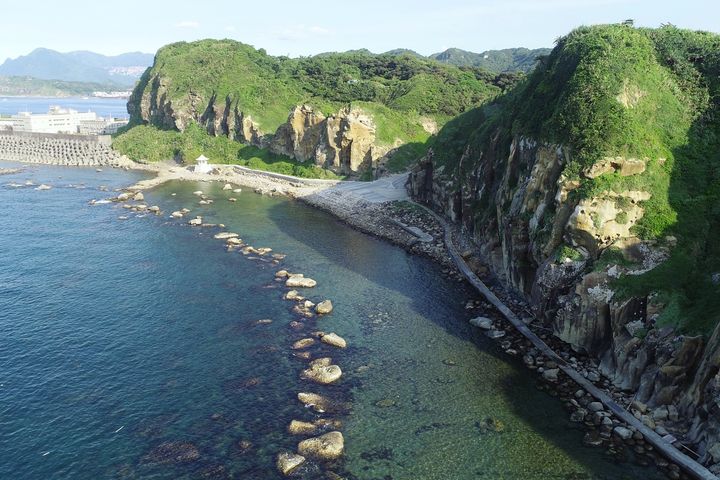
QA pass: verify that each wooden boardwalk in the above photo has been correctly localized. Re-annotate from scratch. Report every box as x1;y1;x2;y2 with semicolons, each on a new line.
421;206;717;480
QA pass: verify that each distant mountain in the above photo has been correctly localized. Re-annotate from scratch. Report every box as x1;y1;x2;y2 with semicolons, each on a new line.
383;48;424;58
430;47;551;72
0;48;154;87
0;76;122;97
313;46;548;73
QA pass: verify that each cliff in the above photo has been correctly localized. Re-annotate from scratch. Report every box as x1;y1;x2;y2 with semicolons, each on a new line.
409;24;720;469
122;39;504;175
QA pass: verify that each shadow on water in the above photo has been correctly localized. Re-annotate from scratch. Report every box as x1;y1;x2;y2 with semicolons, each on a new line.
263;200;665;479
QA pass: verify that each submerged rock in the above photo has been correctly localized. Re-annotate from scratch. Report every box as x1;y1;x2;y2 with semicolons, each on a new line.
320;333;347;349
293;338;315;349
142;441;200;465
315;300;333;315
276;452;305;475
297;431;344;460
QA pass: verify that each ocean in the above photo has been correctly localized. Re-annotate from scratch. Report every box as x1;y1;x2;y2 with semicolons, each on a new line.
0;97;128;118
0;161;662;479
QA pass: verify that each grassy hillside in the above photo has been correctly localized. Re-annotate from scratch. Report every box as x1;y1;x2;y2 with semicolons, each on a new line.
117;39;504;175
431;24;720;334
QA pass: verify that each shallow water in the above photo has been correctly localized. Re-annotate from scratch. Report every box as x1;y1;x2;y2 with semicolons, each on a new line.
0;162;662;479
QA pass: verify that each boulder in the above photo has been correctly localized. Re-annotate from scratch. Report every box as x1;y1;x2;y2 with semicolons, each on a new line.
297;431;344;461
275;270;290;278
117;192;130;201
320;333;347;349
276;452;306;476
285;290;304;301
286;275;317;288
188;217;202;226
613;426;633;440
302;360;342;384
542;368;559;382
223;183;233;191
588;402;604;413
288;420;318;435
469;316;493;330
214;232;239;239
316;300;333;314
133;192;144;201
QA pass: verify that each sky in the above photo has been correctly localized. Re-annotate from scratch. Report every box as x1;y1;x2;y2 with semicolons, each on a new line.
0;0;718;61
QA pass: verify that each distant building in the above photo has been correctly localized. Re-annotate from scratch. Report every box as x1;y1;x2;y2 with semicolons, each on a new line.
8;106;126;135
195;154;212;174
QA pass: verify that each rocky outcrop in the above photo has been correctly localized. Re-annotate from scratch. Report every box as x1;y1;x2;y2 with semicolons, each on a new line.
130;81;388;174
271;105;385;174
408;132;720;464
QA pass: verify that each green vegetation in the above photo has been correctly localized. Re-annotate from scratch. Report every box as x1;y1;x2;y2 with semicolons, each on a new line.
430;24;720;334
113;123;341;179
556;245;584;262
0;76;123;97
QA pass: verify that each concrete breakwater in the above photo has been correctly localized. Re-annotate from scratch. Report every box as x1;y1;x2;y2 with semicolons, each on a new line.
0;131;131;167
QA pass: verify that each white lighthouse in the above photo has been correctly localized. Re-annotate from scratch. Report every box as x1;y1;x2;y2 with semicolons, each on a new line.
195;154;212;174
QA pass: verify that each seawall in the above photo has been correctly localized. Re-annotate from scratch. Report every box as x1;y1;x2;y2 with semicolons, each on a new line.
0;131;131;167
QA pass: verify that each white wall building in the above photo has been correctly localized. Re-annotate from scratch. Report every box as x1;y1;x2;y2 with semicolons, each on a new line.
8;106;130;135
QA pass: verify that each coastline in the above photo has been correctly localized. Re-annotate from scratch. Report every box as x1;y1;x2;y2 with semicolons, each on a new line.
4;156;708;479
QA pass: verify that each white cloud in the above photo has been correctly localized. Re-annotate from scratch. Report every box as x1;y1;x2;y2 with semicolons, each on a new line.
175;20;200;29
276;24;331;41
224;25;236;32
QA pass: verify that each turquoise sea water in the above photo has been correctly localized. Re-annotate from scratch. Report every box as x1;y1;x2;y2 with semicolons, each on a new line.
0;162;662;479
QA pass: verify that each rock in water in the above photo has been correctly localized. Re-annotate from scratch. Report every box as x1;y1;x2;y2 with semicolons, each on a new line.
223;183;233;191
469;316;493;330
188;217;202;226
133;192;144;201
320;333;347;349
297;431;344;460
214;232;239;239
302;363;342;384
276;452;306;475
285;290;304;301
286;275;317;288
288;420;318;435
315;300;333;314
292;338;315;350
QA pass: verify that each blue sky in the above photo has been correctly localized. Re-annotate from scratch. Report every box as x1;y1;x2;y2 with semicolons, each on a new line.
1;0;718;61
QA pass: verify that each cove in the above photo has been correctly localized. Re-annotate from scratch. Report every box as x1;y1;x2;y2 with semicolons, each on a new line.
0;162;662;479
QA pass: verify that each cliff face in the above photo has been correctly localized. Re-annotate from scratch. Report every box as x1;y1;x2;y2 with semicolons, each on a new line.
409;25;720;467
129;80;383;173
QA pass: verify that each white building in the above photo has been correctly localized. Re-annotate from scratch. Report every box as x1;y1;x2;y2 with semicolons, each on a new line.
12;106;98;134
195;154;212;174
